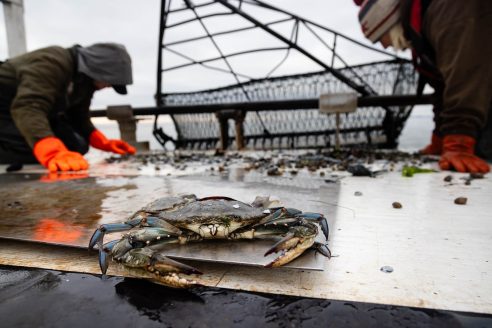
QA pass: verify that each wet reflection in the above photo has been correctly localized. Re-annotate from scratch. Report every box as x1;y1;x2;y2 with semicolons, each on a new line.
115;278;204;322
112;278;467;327
0;266;485;327
39;172;89;183
33;218;83;243
0;174;146;246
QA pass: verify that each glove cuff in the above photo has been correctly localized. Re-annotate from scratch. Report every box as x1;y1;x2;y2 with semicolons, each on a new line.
89;130;109;150
442;134;476;154
33;137;68;166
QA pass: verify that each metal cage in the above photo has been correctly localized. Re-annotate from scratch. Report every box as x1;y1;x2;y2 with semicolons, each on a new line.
154;0;418;149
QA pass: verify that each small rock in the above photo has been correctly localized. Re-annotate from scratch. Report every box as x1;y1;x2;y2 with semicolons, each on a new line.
443;175;452;182
454;197;467;205
380;266;394;273
392;202;402;209
354;191;363;196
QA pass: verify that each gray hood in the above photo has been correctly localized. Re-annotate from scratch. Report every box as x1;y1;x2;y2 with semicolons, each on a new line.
77;43;132;94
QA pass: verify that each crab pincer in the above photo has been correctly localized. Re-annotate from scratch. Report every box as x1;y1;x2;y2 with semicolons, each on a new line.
121;249;203;288
264;225;318;267
297;212;329;240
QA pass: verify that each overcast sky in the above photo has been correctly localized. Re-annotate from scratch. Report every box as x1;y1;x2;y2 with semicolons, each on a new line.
0;0;409;109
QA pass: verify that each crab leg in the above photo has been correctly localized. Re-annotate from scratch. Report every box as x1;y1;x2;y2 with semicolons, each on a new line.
88;215;182;250
89;223;134;250
253;207;301;227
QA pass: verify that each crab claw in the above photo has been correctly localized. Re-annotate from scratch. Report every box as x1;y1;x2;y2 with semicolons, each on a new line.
88;223;134;250
264;227;316;268
150;254;202;288
151;254;202;275
298;213;329;240
98;240;118;274
312;241;331;259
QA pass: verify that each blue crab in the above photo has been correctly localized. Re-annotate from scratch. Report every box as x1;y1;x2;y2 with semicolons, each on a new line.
89;194;330;288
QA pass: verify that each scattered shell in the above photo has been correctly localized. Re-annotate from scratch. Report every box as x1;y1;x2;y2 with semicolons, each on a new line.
454;197;467;205
380;266;394;273
233;204;240;209
470;173;484;179
267;167;281;176
392;202;402;209
354;191;363;196
443;175;452;182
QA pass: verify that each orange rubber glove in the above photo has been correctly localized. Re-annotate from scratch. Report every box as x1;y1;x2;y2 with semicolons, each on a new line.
439;134;490;173
420;133;442;155
89;130;136;155
33;137;89;172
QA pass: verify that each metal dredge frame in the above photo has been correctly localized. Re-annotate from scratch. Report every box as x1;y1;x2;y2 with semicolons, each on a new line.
154;0;419;149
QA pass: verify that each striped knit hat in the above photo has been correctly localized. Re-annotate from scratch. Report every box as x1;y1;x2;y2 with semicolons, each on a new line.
358;0;401;43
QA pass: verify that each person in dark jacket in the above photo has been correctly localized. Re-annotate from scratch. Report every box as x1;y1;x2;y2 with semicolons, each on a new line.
355;0;491;173
0;43;136;172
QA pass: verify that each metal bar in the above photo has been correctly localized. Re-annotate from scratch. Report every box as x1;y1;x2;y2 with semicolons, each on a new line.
214;0;371;96
167;0;215;13
245;0;399;59
164;17;293;47
165;12;234;28
162;46;290;72
90;94;433;118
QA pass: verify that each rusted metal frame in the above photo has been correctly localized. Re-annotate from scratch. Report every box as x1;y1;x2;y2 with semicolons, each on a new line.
214;109;247;150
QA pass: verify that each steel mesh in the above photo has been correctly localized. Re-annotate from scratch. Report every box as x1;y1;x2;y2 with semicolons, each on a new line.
162;60;417;149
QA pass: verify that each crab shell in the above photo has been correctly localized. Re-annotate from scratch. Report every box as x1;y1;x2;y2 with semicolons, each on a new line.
89;194;330;288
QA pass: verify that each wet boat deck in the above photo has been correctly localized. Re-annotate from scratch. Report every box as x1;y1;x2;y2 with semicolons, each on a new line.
0;150;491;315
